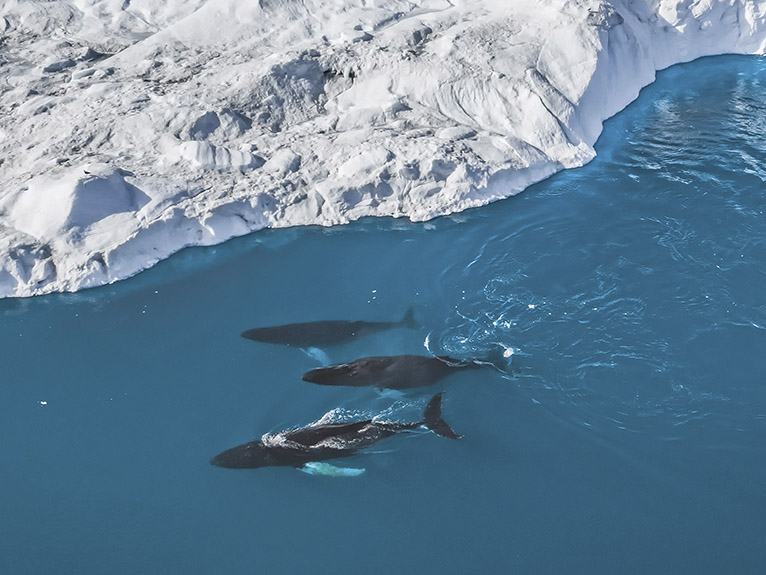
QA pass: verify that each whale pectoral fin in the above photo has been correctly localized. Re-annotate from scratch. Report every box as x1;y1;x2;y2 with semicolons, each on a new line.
301;347;332;365
299;462;366;477
376;388;405;400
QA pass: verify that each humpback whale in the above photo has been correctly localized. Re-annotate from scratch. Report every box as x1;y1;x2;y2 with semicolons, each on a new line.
210;393;460;470
301;354;476;390
240;306;417;348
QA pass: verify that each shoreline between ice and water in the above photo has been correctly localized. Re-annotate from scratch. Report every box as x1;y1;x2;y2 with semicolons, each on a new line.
1;0;765;297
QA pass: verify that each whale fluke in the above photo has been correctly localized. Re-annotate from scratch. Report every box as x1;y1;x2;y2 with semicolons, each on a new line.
401;305;418;330
423;392;462;439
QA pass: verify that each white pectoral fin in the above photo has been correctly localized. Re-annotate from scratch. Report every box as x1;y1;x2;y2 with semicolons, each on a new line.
299;462;366;477
302;347;332;365
376;388;405;400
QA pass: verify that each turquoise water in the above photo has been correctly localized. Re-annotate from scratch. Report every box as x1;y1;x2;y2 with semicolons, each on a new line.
2;55;766;573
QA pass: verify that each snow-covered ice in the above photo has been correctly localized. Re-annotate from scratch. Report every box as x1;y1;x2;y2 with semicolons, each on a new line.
1;0;765;297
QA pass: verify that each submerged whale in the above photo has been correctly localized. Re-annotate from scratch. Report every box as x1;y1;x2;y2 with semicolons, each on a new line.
241;306;417;348
302;354;475;390
210;393;461;470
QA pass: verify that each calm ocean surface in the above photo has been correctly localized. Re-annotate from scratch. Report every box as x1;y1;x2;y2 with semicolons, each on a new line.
2;55;765;574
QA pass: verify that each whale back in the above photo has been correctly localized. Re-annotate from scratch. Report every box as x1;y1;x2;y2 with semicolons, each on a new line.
240;306;418;348
302;354;471;389
283;420;373;447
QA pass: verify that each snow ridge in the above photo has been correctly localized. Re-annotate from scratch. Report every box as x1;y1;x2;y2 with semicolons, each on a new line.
1;0;765;297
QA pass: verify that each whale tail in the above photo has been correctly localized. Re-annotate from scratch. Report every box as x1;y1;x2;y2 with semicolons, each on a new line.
401;305;418;330
423;393;462;439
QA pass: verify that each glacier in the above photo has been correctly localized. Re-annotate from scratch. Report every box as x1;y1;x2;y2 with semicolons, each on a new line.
1;0;765;297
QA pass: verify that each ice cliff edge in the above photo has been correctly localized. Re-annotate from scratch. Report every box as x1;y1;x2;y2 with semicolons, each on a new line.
1;0;765;297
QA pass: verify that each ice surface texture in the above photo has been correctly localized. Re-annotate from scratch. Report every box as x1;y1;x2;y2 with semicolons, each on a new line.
1;0;765;297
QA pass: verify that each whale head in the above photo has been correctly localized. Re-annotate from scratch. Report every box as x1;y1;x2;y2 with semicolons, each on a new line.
210;441;276;469
301;363;355;386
